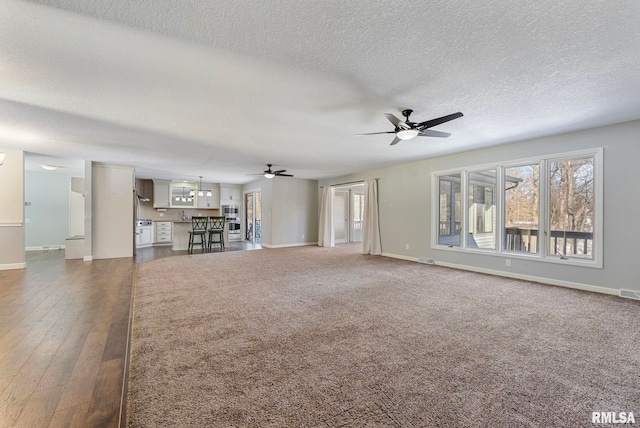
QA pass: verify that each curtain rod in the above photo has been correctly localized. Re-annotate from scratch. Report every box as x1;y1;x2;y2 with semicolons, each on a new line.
320;178;378;188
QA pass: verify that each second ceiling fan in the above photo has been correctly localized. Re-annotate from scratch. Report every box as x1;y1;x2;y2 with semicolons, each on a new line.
357;109;463;145
247;164;293;179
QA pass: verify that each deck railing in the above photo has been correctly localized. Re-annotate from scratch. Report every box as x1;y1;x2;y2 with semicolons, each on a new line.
505;228;593;256
439;227;593;257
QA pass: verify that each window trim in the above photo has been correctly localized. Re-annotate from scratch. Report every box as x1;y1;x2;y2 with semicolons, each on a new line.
431;148;603;269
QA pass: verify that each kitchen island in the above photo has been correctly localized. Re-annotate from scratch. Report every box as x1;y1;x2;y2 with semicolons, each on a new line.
172;220;229;251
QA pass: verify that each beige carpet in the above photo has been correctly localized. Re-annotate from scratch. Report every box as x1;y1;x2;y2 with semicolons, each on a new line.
127;244;639;427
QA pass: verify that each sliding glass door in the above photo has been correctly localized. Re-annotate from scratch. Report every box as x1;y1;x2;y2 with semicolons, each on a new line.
333;184;364;244
244;191;261;243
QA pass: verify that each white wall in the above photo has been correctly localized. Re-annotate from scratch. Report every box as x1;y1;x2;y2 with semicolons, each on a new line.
272;177;319;246
0;149;25;269
243;176;318;247
319;119;640;294
83;160;93;259
24;169;76;248
69;178;84;237
92;162;134;259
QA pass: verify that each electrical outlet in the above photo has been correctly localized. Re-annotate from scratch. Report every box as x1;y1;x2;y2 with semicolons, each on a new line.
405;244;409;250
506;259;511;267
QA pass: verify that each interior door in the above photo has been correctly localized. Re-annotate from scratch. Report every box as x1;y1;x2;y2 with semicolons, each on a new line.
334;190;349;243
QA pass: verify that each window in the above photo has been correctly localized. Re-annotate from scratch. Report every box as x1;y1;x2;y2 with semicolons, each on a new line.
548;157;594;259
438;174;461;246
468;170;497;249
504;164;539;254
432;149;602;267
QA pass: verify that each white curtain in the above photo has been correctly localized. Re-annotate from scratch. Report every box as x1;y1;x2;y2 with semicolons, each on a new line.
362;178;381;255
318;186;335;247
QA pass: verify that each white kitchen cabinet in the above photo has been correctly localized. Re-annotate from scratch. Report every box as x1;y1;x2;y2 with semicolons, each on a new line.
155;221;172;244
220;184;242;204
136;226;153;247
197;183;220;209
153;179;171;208
170;182;197;208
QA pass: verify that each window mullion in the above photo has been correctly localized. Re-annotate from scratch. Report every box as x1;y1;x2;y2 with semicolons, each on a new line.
461;171;469;249
539;159;548;259
497;166;505;253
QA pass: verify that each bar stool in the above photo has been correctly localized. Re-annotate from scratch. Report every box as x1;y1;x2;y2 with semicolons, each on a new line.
207;216;225;251
188;216;208;254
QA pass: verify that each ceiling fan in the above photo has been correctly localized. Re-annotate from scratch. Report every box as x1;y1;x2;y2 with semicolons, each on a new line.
247;164;293;179
357;109;463;145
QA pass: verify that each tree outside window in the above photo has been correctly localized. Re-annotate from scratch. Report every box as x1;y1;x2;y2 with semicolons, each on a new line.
548;157;594;259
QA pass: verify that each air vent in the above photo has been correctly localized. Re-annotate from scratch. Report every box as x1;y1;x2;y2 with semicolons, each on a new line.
418;258;435;265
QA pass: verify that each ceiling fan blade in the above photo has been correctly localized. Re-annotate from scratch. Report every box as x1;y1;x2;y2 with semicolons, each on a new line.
272;169;287;174
384;113;404;127
417;112;463;130
390;136;402;146
355;131;396;136
418;130;451;138
276;173;293;177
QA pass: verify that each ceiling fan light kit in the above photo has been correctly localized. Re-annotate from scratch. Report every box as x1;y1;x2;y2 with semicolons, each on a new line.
357;109;463;145
396;129;419;140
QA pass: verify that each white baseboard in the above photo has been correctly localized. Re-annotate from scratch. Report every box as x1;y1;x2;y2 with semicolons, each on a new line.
26;245;66;251
0;262;26;270
83;255;93;262
381;252;417;262
261;242;318;249
381;252;618;296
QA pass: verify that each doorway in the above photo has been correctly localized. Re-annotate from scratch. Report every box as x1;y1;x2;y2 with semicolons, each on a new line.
244;190;261;243
333;184;364;244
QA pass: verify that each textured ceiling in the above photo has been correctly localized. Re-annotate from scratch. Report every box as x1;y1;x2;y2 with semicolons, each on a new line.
2;0;640;183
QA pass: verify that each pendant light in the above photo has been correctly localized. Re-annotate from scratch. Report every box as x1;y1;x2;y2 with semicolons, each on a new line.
196;175;213;197
198;176;204;197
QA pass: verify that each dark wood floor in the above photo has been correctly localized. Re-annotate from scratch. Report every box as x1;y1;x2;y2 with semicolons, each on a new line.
0;241;260;428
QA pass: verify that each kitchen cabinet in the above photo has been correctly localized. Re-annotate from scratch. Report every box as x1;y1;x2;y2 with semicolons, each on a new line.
220;184;242;204
136;178;153;200
170;182;197;208
136;225;153;247
153;179;171;208
197;183;220;209
155;221;172;244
